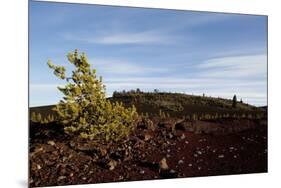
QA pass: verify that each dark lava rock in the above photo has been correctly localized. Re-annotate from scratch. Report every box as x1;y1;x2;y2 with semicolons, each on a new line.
159;169;178;179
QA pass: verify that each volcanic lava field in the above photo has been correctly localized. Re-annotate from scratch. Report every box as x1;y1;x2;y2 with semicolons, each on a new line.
29;92;267;187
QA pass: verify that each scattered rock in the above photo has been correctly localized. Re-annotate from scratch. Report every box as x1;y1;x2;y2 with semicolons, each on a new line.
199;138;207;142
34;147;44;153
47;141;55;146
159;158;169;170
37;164;41;170
180;134;186;140
108;160;117;171
30;116;267;187
62;156;68;162
147;119;156;131
218;154;225;158
99;148;107;157
178;160;184;165
170;169;176;173
57;176;66;181
144;134;152;141
168;133;174;139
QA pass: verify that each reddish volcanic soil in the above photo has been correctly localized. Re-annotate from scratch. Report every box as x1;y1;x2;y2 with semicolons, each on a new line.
29;118;267;187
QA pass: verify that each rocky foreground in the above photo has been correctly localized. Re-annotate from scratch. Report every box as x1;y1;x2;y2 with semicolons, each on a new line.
29;117;267;187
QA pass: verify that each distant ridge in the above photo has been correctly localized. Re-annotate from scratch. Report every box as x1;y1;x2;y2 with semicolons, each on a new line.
30;92;266;119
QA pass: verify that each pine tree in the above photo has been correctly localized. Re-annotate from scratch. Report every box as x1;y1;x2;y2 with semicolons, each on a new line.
159;109;163;118
191;114;197;121
112;91;118;98
145;112;149;118
47;114;55;122
31;112;37;122
47;49;138;142
232;95;237;108
36;113;42;123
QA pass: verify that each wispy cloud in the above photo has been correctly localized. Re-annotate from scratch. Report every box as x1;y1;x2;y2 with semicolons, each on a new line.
89;57;171;75
62;12;234;46
166;13;233;31
30;53;267;107
93;13;232;45
197;54;267;79
104;77;265;87
63;30;182;45
99;54;267;106
30;3;267;106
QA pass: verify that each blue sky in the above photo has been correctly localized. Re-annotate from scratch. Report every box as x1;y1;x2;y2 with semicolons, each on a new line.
29;1;267;107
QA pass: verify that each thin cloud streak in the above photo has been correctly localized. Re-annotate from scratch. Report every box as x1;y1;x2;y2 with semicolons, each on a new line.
89;58;171;75
197;54;267;79
62;14;233;46
63;30;182;45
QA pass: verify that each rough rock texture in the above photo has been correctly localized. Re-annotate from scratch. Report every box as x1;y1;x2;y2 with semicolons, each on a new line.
29;118;267;187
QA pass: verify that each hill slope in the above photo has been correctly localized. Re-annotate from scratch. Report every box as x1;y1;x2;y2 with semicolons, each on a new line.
30;92;265;119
